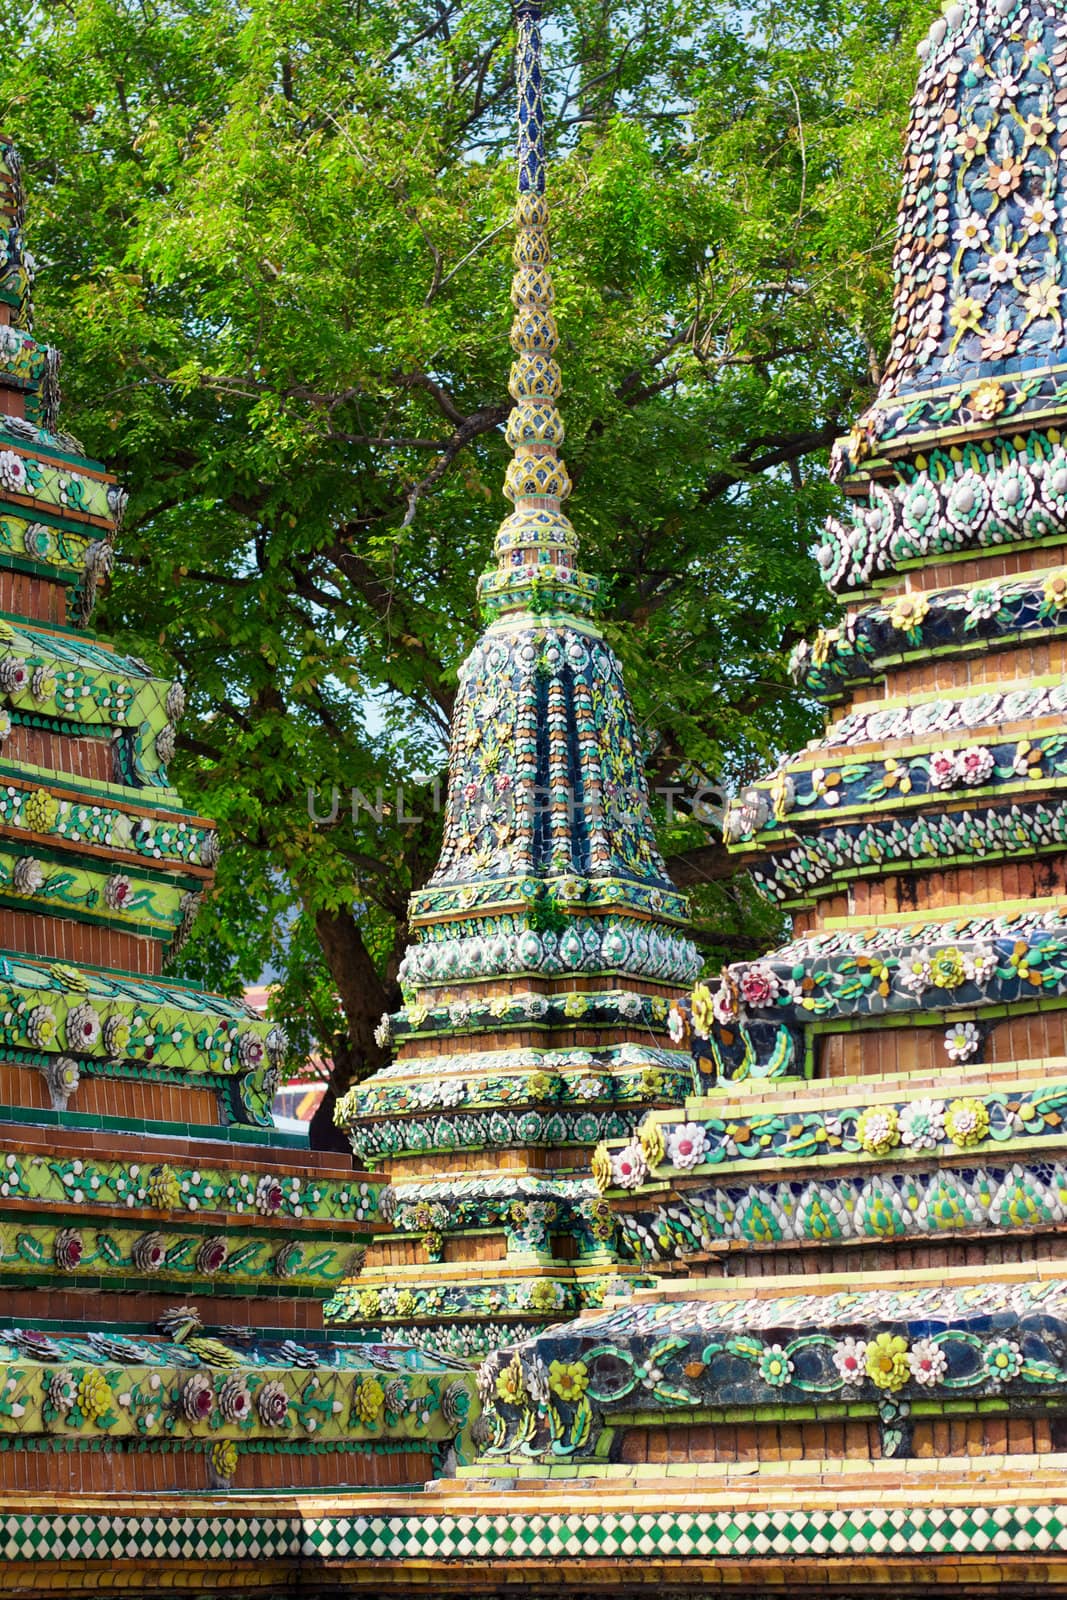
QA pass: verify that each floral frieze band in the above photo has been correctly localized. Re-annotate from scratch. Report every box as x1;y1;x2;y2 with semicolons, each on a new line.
0;775;217;871
347;1104;649;1165
0;1218;363;1290
0;618;182;787
819;435;1067;594
793;564;1067;702
0;440;119;526
0;951;285;1125
342;1046;690;1123
477;1278;1067;1462
0;1149;380;1227
751;795;1067;904
399;914;698;987
616;1155;1067;1263
726;729;1067;843
0;1344;475;1457
693;910;1067;1030
594;1074;1067;1193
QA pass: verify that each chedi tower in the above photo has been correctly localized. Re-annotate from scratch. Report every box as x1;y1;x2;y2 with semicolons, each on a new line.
0;137;476;1507
329;0;699;1359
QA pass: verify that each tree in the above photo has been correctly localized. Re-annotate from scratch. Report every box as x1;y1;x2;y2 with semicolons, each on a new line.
0;0;931;1091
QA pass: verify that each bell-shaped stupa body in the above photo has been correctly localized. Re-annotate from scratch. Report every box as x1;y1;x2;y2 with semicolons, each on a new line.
330;0;698;1359
843;0;1067;471
466;0;1067;1550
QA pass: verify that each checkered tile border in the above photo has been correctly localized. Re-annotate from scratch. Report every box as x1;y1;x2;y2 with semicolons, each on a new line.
6;1502;1067;1562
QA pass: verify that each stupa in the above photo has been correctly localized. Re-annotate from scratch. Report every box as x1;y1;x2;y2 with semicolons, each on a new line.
326;0;699;1361
18;0;1067;1591
0;132;476;1526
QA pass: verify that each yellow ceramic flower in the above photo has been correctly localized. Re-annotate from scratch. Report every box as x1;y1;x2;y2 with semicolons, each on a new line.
856;1106;900;1155
1043;572;1067;610
929;947;966;989
964;379;1007;421
353;1377;384;1423
147;1165;181;1211
563;992;588;1018
945;1098;990;1148
888;592;929;632
210;1441;239;1480
810;628;840;667
75;1369;112;1421
395;1290;418;1317
690;982;715;1036
865;1333;909;1391
639;1121;666;1169
495;1354;527;1407
591;1144;612;1194
526;1072;553;1101
357;1288;381;1318
24;788;59;834
548;1360;589;1403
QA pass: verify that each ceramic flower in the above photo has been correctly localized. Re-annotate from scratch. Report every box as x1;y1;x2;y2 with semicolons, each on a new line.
180;1372;214;1422
758;1345;794;1387
983;1340;1023;1382
131;1232;166;1273
690;982;716;1034
965;380;1007;421
142;1167;179;1213
865;1333;909;1391
195;1236;228;1275
103;1015;132;1059
65;1002;101;1052
352;1377;384;1423
218;1375;252;1422
666;1123;709;1170
944;1022;982;1063
929;948;967;989
591;1144;612;1193
954;745;995;785
76;1370;113;1422
47;1370;77;1413
964;584;1001;621
899;1098;946;1150
908;1340;947;1386
255;1174;283;1215
53;1228;83;1271
928;749;959;789
888;592;929;632
739;964;780;1007
639;1121;666;1168
945;1097;989;1146
610;1141;649;1190
856;1107;899;1155
210;1441;239;1481
23;788;58;833
494;1354;527;1408
0;450;27;492
11;856;44;894
1043;572;1067;610
667;1005;688;1044
256;1379;290;1427
832;1338;868;1385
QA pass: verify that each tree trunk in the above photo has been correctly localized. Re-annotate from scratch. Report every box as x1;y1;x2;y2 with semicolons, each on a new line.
313;905;394;1094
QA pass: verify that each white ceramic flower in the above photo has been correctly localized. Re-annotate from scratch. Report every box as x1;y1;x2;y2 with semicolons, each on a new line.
832;1337;868;1385
899;1098;946;1150
666;1124;709;1170
908;1339;947;1385
945;1021;981;1062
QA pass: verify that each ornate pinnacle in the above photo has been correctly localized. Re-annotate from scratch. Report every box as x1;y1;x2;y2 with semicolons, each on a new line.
478;0;598;620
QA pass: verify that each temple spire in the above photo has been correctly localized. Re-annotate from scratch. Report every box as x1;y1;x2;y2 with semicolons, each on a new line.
477;0;599;622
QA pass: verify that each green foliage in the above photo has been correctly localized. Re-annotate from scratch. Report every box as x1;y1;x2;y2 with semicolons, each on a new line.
0;0;933;1080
